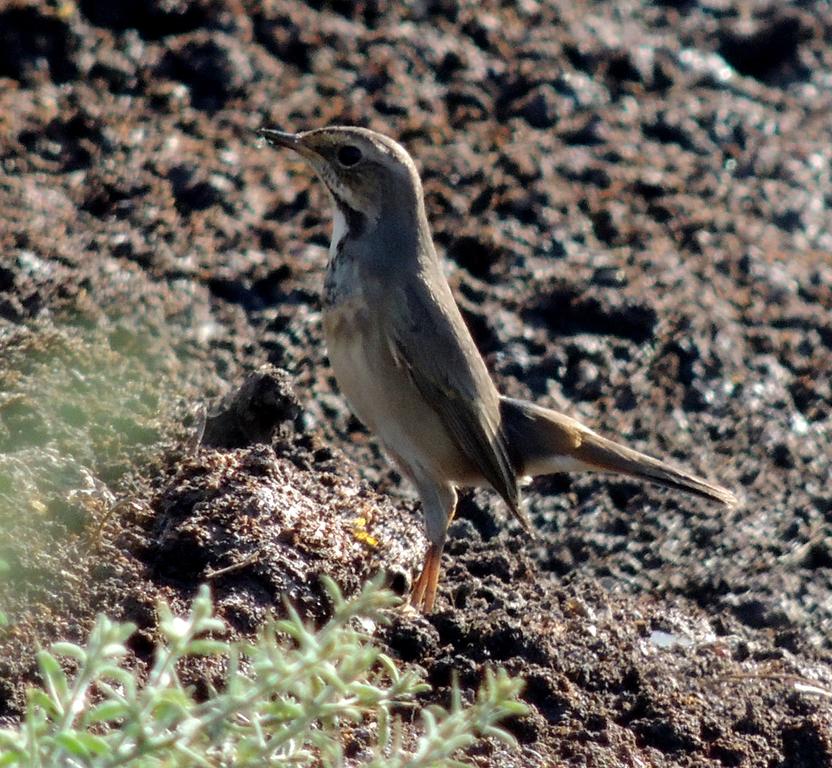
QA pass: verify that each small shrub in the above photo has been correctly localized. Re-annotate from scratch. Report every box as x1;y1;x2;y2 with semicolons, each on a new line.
0;576;525;766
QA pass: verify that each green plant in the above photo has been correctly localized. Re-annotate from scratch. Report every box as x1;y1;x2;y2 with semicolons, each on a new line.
0;577;525;767
0;559;7;627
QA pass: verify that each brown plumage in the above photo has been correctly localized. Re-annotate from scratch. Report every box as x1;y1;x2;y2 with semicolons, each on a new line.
260;125;737;613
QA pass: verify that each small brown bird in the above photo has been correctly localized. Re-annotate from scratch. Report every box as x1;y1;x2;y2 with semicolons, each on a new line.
260;125;737;612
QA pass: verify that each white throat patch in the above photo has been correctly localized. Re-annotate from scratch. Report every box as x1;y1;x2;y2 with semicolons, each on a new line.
330;206;347;258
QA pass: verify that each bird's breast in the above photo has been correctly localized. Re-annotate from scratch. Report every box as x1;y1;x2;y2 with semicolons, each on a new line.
322;295;480;486
322;293;385;437
320;243;480;485
322;236;362;309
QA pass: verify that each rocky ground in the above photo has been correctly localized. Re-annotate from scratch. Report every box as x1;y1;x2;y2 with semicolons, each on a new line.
1;0;832;764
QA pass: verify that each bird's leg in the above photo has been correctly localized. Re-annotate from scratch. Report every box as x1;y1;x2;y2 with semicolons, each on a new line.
410;542;443;611
410;480;456;613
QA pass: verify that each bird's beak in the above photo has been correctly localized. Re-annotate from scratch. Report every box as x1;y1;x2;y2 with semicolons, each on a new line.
258;128;302;150
259;128;323;166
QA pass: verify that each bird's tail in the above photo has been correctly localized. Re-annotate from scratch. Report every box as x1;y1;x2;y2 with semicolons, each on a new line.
500;397;737;507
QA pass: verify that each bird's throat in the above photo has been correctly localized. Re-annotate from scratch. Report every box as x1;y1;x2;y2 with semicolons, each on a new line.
329;201;366;259
330;207;348;258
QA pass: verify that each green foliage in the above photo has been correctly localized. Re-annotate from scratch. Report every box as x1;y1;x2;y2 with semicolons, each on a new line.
0;323;174;481
0;558;7;627
0;577;525;767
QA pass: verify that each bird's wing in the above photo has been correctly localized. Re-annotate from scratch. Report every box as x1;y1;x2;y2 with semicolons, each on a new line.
387;268;525;522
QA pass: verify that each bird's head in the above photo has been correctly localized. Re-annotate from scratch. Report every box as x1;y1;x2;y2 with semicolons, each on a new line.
259;125;423;230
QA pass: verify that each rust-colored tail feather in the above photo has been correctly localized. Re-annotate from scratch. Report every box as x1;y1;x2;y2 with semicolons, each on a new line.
573;428;738;507
500;397;737;508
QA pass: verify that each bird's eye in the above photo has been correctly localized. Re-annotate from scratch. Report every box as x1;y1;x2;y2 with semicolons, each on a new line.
337;145;363;167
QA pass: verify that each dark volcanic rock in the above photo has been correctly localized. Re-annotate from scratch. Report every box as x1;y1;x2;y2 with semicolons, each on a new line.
151;444;423;627
0;6;78;84
157;31;253;111
201;365;301;449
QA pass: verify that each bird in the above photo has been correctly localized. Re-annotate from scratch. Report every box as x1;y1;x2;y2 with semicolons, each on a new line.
259;125;738;613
